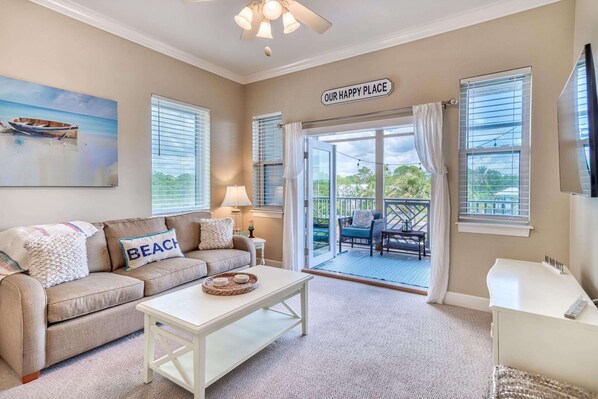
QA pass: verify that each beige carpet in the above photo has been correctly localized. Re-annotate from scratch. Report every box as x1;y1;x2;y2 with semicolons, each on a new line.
0;275;492;399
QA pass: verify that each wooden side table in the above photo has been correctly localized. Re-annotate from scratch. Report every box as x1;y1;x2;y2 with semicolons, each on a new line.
250;237;266;265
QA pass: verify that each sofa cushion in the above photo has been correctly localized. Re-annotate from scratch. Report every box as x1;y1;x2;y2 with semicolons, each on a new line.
46;272;144;324
86;223;111;273
104;217;168;270
341;226;371;238
114;257;207;296
186;249;250;275
165;211;211;253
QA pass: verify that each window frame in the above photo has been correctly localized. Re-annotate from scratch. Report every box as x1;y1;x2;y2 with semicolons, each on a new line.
151;94;211;216
252;112;284;212
457;67;532;233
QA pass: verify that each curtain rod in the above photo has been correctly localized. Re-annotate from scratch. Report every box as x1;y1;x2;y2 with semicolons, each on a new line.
277;98;458;129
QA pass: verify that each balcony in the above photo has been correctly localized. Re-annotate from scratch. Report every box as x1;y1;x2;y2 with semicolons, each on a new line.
313;196;431;249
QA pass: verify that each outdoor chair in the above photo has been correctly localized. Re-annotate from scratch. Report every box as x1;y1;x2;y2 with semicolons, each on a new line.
338;211;385;256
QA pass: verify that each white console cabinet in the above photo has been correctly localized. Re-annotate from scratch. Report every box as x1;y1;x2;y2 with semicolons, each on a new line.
487;258;598;393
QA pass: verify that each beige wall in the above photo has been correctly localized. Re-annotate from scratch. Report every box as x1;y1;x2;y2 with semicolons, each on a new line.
0;0;579;298
570;0;598;299
244;1;574;297
0;0;245;229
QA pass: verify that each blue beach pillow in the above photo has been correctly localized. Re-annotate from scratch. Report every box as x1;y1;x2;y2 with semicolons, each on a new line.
119;229;184;271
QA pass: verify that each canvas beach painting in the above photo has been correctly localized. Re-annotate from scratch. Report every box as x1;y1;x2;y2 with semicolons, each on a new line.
0;76;118;186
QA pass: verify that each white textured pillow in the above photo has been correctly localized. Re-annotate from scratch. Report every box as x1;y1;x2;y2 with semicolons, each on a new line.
352;210;374;228
198;218;234;250
119;229;184;271
0;221;98;272
24;233;89;288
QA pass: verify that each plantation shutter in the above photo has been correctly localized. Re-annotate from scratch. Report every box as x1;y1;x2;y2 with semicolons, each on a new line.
252;113;283;209
458;67;531;223
151;95;210;215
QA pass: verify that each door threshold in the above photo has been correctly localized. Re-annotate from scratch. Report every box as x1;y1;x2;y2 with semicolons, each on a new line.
302;268;428;296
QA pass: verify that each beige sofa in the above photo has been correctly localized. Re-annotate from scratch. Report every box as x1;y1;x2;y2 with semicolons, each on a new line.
0;211;255;383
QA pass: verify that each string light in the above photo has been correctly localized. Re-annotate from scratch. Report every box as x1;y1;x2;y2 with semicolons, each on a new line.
336;150;423;168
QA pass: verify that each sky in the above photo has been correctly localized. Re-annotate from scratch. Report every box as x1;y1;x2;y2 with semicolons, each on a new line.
321;129;421;177
0;76;117;120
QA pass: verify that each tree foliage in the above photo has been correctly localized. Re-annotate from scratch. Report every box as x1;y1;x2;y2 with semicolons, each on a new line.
467;166;518;200
152;172;196;209
335;165;431;199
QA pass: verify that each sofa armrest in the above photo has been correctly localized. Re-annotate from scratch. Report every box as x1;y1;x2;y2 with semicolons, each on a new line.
0;273;47;377
232;236;256;268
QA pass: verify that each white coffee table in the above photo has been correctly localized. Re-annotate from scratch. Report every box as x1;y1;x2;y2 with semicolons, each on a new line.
136;266;313;399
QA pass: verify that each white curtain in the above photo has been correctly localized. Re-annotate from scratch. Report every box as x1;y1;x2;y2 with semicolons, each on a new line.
413;103;450;304
282;122;305;272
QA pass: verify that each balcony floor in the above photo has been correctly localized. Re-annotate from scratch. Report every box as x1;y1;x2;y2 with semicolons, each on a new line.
312;249;430;289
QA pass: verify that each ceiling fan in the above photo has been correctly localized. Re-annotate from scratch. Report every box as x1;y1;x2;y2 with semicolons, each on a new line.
182;0;332;40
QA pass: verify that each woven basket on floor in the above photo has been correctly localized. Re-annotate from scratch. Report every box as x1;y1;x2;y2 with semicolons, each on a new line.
491;366;598;399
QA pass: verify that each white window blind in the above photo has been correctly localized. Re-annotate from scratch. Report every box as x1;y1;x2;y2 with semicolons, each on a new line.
252;113;283;209
459;67;532;224
151;95;210;215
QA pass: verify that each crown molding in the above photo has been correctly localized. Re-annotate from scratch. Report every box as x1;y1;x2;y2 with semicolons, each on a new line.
242;0;561;83
30;0;561;85
28;0;245;84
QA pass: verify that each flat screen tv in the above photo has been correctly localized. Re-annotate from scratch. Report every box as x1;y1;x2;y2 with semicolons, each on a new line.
558;43;598;197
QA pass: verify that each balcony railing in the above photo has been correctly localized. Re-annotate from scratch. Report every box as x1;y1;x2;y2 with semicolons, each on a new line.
464;200;520;216
313;196;431;249
313;196;522;252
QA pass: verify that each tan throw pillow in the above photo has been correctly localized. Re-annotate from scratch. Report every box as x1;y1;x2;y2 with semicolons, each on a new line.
352;210;374;228
24;233;89;288
198;218;234;250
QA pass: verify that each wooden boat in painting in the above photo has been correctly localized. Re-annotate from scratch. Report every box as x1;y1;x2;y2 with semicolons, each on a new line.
8;118;78;139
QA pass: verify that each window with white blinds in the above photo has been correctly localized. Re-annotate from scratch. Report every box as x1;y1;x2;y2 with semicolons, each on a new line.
151;95;210;215
252;113;283;209
459;67;531;224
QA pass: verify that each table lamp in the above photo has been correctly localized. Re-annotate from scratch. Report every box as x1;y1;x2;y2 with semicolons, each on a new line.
221;185;252;232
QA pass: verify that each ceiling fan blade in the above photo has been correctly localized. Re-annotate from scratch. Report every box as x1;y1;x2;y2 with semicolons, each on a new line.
241;4;262;41
285;0;332;34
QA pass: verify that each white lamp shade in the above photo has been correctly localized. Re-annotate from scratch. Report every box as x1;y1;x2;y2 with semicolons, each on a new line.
234;6;253;30
263;0;283;20
221;185;252;207
283;10;300;34
257;20;273;39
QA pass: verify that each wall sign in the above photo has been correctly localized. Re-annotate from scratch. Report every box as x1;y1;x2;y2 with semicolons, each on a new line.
321;78;394;106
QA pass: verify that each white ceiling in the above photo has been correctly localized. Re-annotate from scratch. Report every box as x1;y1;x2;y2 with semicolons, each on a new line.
31;0;560;84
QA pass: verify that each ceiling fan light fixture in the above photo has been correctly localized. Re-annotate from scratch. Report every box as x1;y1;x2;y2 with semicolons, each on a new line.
257;19;273;39
282;10;300;34
234;6;253;30
262;0;283;21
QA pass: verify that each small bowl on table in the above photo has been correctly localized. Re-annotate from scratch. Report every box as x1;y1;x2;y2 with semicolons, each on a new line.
212;277;229;287
233;274;250;284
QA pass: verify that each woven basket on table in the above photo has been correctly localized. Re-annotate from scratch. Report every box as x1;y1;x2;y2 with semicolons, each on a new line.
202;273;259;296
